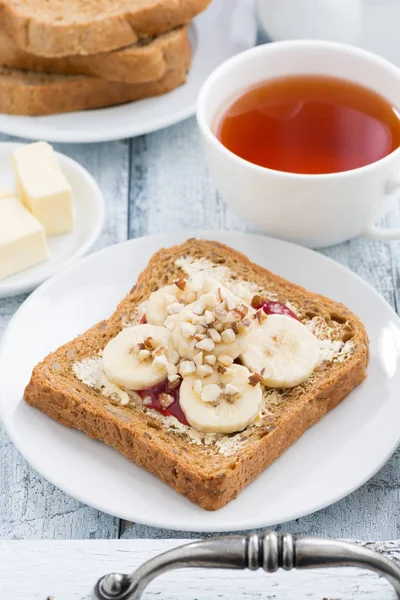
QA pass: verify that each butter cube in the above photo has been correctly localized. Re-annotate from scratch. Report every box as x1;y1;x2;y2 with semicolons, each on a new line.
0;195;49;280
13;142;74;236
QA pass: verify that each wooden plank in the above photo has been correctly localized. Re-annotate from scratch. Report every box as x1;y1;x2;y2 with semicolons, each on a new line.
128;118;246;238
0;133;130;540
321;216;397;309
1;539;400;599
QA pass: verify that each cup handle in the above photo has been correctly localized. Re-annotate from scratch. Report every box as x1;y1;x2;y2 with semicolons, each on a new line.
362;177;400;241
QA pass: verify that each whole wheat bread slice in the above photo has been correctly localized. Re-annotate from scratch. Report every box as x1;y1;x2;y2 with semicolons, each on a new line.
24;240;369;510
0;26;190;84
0;49;191;116
0;0;210;58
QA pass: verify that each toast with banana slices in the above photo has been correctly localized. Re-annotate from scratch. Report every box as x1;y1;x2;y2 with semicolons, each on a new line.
24;239;369;510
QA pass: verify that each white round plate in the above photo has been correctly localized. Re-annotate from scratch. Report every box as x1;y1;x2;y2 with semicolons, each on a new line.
0;0;257;143
1;231;400;531
0;142;105;298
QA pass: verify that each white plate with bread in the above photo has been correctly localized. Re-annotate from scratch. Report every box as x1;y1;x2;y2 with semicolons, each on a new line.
0;0;257;143
0;142;105;298
1;231;400;531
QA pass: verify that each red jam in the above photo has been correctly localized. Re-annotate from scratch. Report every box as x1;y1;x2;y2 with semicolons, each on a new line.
137;380;189;426
255;300;299;321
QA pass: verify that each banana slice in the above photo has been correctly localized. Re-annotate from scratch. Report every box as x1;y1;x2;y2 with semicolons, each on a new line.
146;277;245;327
103;324;174;390
146;284;183;326
241;314;320;388
171;300;252;360
179;364;262;433
145;277;215;326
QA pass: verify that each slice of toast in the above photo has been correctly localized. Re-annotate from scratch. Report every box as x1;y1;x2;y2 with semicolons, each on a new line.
0;26;190;84
24;240;369;511
0;50;191;116
0;0;210;58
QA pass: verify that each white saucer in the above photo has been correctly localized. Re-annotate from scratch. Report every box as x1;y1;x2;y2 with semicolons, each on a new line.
1;231;400;532
0;0;257;143
0;142;105;298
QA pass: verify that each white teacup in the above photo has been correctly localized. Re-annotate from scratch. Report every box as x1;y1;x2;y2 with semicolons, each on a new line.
197;40;400;248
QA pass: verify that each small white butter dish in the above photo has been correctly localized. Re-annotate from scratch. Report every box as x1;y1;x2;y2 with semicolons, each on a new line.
0;142;105;298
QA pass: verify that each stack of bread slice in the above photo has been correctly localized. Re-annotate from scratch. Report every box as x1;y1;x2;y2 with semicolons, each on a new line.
0;0;211;115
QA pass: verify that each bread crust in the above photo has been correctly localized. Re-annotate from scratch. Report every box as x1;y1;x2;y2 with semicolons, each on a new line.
0;0;210;57
0;26;190;84
24;240;369;510
0;50;191;116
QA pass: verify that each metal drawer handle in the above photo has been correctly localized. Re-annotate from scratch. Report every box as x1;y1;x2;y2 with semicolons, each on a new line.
93;531;400;600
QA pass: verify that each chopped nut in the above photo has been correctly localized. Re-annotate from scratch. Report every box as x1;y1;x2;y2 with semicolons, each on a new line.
193;301;205;315
138;349;151;361
233;304;249;318
213;321;225;333
226;295;238;311
193;379;202;395
179;360;196;376
218;354;233;367
152;345;167;356
166;362;178;376
170;350;180;365
159;393;174;409
203;292;218;308
204;309;215;325
248;373;263;386
196;323;207;334
180;321;197;338
217;364;226;374
208;328;222;343
189;313;202;325
167;302;185;315
217;287;224;302
153;355;168;370
227;310;241;322
137;342;145;351
204;354;216;366
196;338;215;352
215;303;227;317
193;351;203;367
197;364;214;378
201;383;222;403
251;294;262;308
225;383;240;396
164;314;178;330
175;274;187;290
231;321;239;335
167;374;181;389
221;328;236;344
213;321;224;332
120;397;130;406
194;333;207;341
241;318;252;328
143;337;154;349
